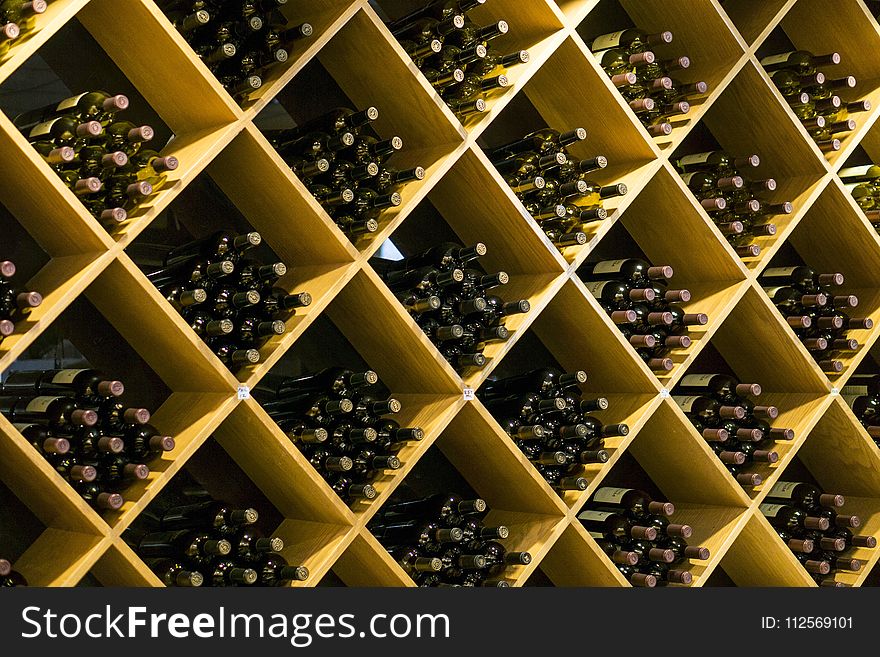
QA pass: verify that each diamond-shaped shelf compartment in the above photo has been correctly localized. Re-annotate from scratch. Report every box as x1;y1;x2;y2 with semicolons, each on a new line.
716;0;795;47
476;35;660;265
576;165;749;386
0;469;104;586
125;435;356;586
540;422;750;587
762;180;880;384
251;7;466;257
672;59;828;271
0;1;240;246
518;278;663;507
836;113;880;230
725;398;880;587
247;269;463;520
845;340;880;418
1;262;237;534
364;403;570;587
374;145;567;388
124;147;357;387
676;285;833;500
0;0;91;85
369;0;566;137
207;0;360;116
756;0;880;167
573;0;747;152
0;190;110;368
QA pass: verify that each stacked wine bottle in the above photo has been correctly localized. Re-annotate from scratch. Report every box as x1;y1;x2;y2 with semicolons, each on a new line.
0;558;26;587
263;106;423;242
127;492;308;587
842;373;880;447
13;90;177;228
839;163;880;231
578;486;710;587
478;367;629;494
157;0;311;102
759;265;871;374
760;480;876;586
589;27;708;137
673;373;796;489
0;260;41;344
386;0;528;120
672;150;792;259
254;367;423;506
484;126;625;250
759;49;871;152
0;0;48;59
579;257;708;373
370;492;530;586
143;229;311;372
0;368;174;512
373;241;526;374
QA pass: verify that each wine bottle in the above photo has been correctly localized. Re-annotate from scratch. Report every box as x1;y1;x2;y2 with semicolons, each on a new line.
1;369;124;398
581;258;673;285
0;395;98;429
760;502;830;532
765;481;844;510
145;558;204;587
160;500;259;532
256;553;309;586
591;487;674;517
590;28;673;54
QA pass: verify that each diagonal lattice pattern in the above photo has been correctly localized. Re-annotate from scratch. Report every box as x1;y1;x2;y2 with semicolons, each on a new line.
1;0;880;587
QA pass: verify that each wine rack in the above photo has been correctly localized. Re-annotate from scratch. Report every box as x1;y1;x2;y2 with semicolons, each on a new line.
3;0;880;588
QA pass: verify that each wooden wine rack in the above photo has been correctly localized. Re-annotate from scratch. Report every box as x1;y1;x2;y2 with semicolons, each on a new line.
2;0;880;588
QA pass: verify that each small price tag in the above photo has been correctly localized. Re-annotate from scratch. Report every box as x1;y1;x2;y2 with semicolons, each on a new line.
463;388;475;401
830;387;839;396
237;385;251;400
659;388;670;398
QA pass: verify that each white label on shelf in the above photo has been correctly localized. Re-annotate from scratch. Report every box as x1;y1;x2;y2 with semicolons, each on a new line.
679;374;716;387
677;152;713;166
583;280;611;298
759;503;786;517
25;396;59;413
767;481;798;499
591;30;625;52
671;395;700;412
839;165;876;179
830;388;839;396
659;388;670;398
463;388;475;401
29;117;61;139
840;385;869;397
237;385;250;400
592;487;630;504
577;509;615;522
762;267;798;277
51;369;87;385
759;52;793;67
591;259;627;275
55;93;89;112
